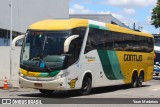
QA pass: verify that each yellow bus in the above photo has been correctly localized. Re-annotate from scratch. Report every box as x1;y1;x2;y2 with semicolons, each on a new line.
12;18;154;95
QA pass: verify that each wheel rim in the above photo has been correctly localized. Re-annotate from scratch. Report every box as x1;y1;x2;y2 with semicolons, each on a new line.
138;74;143;86
132;74;137;87
82;81;88;91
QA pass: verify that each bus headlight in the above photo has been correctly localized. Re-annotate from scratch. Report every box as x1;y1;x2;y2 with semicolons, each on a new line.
19;71;24;77
55;71;69;80
60;71;69;78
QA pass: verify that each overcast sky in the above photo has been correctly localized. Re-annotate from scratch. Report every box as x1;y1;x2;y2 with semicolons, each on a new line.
70;0;159;34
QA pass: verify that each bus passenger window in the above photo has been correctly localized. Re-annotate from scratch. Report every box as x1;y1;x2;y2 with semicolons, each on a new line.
84;28;97;54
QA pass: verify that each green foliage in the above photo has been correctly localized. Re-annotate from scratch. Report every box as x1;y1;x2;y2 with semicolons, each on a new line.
151;0;160;28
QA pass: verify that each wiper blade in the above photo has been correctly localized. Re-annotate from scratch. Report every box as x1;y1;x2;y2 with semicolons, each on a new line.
44;64;62;72
45;65;52;72
20;64;34;71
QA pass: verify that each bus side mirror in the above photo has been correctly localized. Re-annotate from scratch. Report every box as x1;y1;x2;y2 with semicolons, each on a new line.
64;35;79;53
12;35;25;50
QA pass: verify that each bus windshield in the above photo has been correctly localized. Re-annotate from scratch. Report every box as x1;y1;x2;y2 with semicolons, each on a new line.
20;30;70;72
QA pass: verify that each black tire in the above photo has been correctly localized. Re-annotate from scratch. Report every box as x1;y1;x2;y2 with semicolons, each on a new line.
130;72;138;88
39;89;54;95
155;73;159;76
137;72;143;87
78;76;92;95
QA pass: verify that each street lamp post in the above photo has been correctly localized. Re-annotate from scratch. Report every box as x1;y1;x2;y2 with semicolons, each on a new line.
10;0;13;87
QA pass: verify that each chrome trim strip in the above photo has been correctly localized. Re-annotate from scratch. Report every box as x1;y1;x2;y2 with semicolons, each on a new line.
23;75;55;81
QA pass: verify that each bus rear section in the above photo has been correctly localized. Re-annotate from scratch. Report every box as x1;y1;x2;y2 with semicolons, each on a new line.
83;23;154;89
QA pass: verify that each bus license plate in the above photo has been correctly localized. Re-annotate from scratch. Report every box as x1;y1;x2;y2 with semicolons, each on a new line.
34;83;42;87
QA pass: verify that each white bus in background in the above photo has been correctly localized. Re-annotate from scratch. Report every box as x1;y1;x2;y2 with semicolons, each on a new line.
154;35;160;76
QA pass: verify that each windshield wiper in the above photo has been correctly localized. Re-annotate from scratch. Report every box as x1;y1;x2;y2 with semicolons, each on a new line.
61;54;72;56
21;64;37;71
45;65;52;72
44;64;63;72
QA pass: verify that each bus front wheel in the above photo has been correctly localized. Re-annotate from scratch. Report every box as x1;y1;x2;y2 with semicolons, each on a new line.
130;72;138;88
78;76;92;95
39;89;54;95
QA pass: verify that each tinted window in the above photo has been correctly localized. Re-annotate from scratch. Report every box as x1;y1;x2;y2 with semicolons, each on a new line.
85;28;113;53
84;28;154;53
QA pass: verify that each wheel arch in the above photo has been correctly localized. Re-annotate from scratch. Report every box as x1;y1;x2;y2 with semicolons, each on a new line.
130;69;138;83
80;70;93;88
132;69;138;76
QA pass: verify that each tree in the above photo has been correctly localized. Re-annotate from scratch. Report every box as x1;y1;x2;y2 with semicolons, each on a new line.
151;0;160;28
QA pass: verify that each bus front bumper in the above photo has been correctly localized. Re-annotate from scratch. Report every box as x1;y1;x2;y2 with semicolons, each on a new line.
19;76;67;90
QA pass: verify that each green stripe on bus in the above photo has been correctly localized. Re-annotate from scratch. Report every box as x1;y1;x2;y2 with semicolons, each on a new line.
48;70;60;77
39;70;60;77
97;50;124;80
107;51;124;79
39;73;48;77
89;24;108;30
99;26;108;30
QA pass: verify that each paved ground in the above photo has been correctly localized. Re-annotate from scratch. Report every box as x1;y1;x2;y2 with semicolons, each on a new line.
0;78;159;99
1;76;160;98
0;75;160;106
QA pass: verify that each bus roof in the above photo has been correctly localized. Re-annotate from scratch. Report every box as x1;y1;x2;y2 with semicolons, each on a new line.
29;18;153;38
29;19;88;31
105;23;153;37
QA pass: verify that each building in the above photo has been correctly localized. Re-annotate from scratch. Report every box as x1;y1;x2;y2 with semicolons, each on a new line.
70;14;129;28
0;0;69;87
0;0;69;46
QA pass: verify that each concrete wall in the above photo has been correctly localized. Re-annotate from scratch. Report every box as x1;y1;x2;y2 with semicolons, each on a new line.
0;0;69;33
0;0;69;87
0;46;21;87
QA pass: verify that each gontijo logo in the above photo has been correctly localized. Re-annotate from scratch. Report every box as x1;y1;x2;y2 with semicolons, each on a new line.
124;54;142;61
